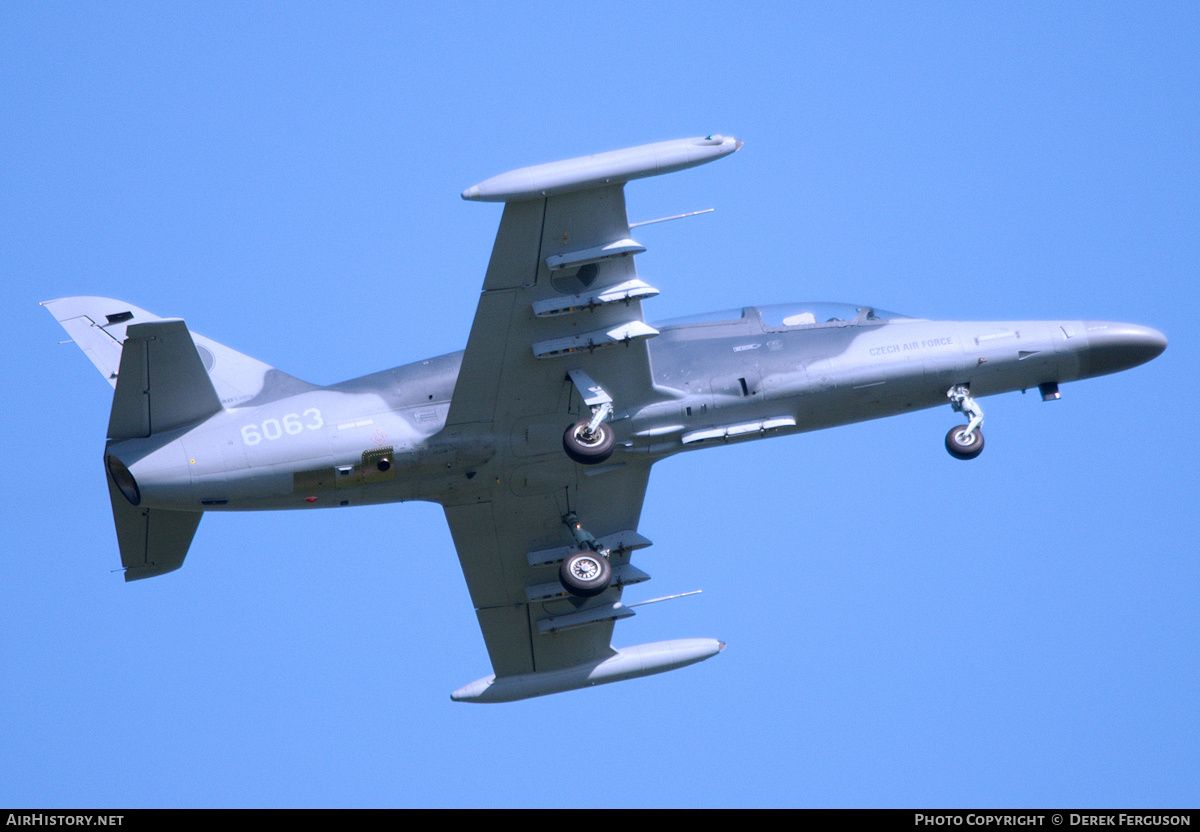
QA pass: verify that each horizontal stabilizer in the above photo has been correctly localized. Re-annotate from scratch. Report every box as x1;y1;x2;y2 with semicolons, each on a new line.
107;472;202;581
108;320;223;441
451;638;724;703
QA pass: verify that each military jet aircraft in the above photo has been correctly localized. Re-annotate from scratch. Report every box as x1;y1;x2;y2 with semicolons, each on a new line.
44;135;1166;702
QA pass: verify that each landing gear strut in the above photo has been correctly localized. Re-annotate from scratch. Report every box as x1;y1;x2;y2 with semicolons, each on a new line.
563;370;616;465
945;384;985;460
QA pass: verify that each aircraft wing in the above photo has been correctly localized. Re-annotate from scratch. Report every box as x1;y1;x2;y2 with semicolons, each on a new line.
443;461;652;677
444;186;657;427
442;137;738;702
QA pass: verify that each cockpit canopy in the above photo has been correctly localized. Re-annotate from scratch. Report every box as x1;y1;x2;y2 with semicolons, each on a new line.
656;303;913;330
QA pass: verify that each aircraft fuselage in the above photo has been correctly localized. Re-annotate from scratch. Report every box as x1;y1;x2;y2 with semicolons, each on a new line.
105;304;1166;514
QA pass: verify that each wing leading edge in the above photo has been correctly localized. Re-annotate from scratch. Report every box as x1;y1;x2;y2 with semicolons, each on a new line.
443;136;739;702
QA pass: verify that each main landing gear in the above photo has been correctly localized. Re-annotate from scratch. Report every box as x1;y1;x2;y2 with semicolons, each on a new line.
558;512;613;597
945;384;985;460
563;405;615;465
563;370;616;465
559;550;612;597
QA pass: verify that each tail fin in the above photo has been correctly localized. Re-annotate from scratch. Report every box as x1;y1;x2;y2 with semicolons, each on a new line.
42;297;309;582
42;296;320;407
45;297;325;581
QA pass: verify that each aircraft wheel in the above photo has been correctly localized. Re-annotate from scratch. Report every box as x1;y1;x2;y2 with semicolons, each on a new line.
563;420;615;465
945;425;985;460
559;551;612;597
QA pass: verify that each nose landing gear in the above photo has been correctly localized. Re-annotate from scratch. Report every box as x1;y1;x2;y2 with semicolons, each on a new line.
945;385;985;460
945;424;985;459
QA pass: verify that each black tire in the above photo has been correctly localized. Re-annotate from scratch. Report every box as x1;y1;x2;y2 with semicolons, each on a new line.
945;425;985;460
563;419;615;464
559;550;612;597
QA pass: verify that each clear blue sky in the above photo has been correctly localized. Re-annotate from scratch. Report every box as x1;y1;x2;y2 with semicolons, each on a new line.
3;2;1197;808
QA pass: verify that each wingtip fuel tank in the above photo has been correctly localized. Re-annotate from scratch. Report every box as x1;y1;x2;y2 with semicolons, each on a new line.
461;135;741;203
450;638;725;703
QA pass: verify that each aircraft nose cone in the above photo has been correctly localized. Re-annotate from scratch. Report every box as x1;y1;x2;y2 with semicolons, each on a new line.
1080;321;1167;378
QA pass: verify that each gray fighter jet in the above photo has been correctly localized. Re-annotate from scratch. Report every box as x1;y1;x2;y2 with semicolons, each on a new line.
44;136;1166;702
